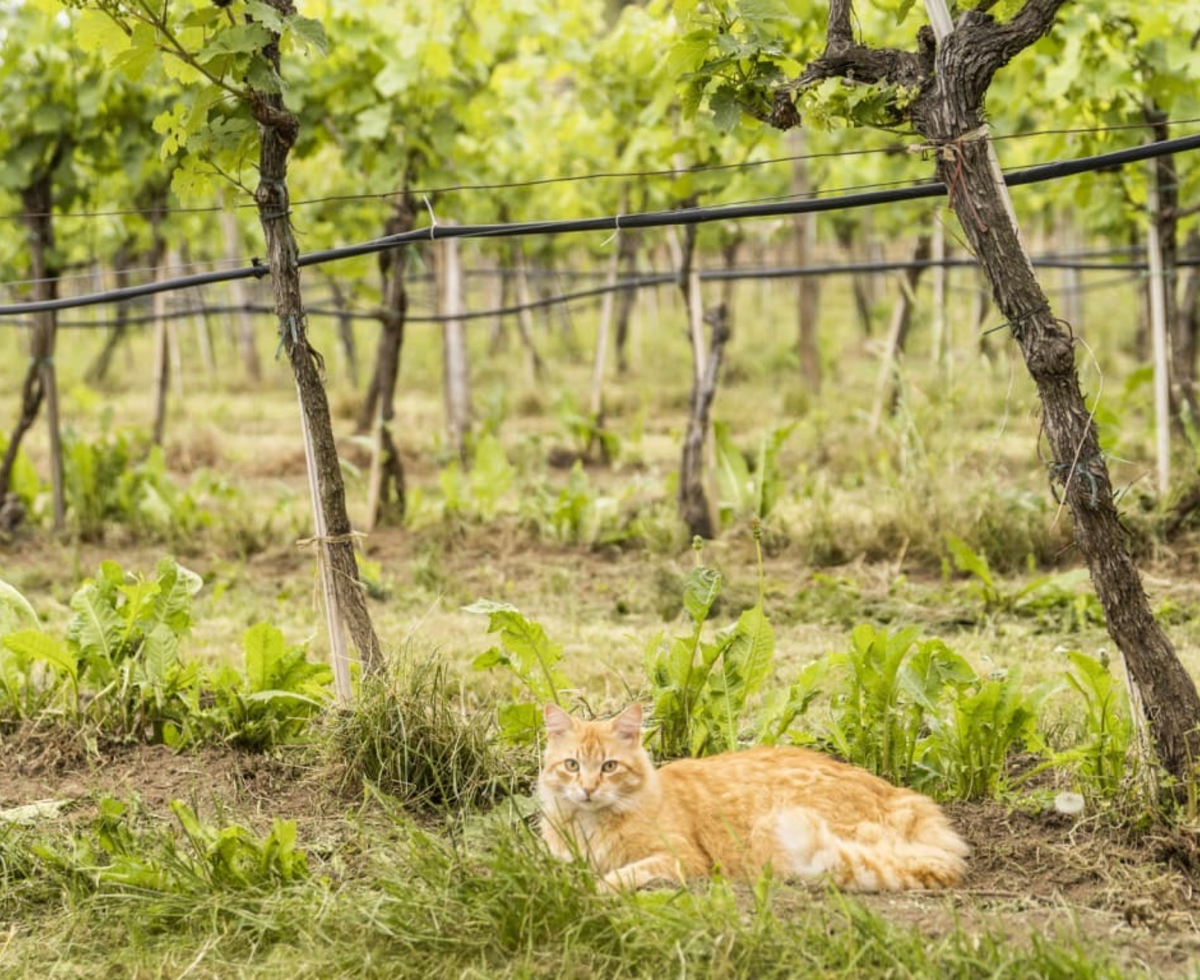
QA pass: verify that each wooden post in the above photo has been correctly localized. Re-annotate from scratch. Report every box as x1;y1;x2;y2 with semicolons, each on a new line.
931;216;948;370
439;231;471;464
514;247;538;378
613;227;640;374
1147;173;1171;496
792;130;822;391
1058;212;1083;331
221;201;262;382
589;242;620;420
151;272;170;447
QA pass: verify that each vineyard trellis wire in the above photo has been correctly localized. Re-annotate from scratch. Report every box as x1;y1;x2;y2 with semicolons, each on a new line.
0;253;1179;332
2;130;1199;318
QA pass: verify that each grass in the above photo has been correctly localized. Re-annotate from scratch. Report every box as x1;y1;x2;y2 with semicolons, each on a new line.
0;812;1152;979
325;653;524;811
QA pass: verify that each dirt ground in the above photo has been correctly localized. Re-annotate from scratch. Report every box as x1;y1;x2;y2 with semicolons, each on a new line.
2;726;1198;978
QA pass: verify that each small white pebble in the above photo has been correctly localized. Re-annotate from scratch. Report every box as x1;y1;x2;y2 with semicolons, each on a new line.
1054;791;1086;816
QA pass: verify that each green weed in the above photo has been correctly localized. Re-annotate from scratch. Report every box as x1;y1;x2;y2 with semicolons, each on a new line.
60;427;210;545
0;578;76;722
821;625;967;786
781;623;1052;799
0;433;42;524
643;540;775;758
947;536;1104;631
64;557;202;742
26;795;308;922
922;666;1052;799
468;599;572;743
200;622;333;751
713;419;795;524
440;433;516;522
1;561;331;752
553;391;621;463
1051;649;1133;797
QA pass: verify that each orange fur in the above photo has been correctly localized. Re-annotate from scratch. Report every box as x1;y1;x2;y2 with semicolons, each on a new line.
538;703;969;892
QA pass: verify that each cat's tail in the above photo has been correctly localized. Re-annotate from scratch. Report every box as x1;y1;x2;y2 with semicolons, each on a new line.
774;804;969;892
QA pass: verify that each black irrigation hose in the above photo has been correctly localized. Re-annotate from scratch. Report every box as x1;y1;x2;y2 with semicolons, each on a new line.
5;254;1179;330
2;131;1199;317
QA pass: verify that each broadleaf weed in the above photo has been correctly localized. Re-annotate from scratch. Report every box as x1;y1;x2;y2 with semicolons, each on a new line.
644;533;778;757
468;599;572;742
1052;649;1132;797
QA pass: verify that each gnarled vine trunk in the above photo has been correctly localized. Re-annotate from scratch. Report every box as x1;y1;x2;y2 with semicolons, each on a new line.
252;0;381;690
779;0;1200;785
1;169;64;531
673;220;724;539
359;194;415;526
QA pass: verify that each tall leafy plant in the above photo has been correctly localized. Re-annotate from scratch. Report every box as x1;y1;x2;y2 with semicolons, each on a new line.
713;421;795;524
67;557;202;742
469;599;572;743
1053;649;1132;797
817;624;1052;798
0;580;78;722
644;536;775;758
201;623;332;751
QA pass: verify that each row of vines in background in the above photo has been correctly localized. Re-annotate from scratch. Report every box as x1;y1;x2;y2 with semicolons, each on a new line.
0;0;1195;301
2;0;1198;499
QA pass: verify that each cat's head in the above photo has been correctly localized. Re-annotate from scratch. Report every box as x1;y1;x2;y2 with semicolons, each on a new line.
539;703;653;813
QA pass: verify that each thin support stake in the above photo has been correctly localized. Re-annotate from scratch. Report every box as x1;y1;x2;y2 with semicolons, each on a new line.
1147;173;1171;496
297;387;353;704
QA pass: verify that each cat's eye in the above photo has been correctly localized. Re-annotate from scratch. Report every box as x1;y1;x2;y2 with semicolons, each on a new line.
601;760;618;773
563;758;579;772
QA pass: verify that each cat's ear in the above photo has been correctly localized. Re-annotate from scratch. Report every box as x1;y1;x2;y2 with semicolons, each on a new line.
610;703;643;742
543;703;575;738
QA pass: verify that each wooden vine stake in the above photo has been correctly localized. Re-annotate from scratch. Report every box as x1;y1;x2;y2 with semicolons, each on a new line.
298;387;352;701
252;0;381;700
151;237;170;447
589;238;620;422
791;130;822;392
931;218;948;372
439;230;472;464
220;200;262;383
1146;173;1171;497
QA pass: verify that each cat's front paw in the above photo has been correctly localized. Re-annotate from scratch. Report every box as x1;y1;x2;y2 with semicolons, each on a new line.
601;859;684;892
598;870;625;893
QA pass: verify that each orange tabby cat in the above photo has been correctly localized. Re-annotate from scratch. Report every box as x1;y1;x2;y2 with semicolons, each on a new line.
538;702;968;892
